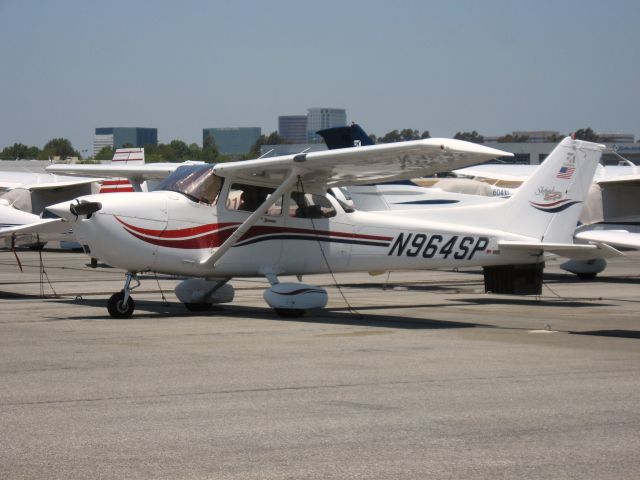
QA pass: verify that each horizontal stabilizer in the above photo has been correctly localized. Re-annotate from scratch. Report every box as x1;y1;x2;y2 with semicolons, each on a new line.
498;240;623;260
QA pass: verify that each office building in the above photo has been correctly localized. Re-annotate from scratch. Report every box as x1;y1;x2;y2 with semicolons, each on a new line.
306;108;347;143
203;127;261;155
278;116;308;144
93;127;157;156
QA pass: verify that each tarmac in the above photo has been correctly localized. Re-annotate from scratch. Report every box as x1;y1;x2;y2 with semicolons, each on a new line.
1;249;639;479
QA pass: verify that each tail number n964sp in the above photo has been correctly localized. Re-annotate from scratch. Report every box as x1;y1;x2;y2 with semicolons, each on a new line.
388;233;489;260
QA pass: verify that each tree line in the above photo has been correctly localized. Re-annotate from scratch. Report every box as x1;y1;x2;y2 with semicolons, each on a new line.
0;127;621;162
0;138;81;161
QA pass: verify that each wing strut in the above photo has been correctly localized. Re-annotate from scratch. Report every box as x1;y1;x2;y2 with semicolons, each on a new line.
200;168;301;269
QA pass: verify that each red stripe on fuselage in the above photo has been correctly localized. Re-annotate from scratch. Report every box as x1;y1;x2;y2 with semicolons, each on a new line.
123;227;229;249
116;216;393;249
115;216;240;239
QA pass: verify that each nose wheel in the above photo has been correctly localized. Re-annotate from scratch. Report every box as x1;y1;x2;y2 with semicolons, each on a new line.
107;272;139;318
108;291;136;318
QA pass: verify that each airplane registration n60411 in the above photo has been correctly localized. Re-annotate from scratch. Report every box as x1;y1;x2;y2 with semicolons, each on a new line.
46;137;611;318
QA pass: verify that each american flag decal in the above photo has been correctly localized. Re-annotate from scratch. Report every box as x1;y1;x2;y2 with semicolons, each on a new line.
556;166;575;179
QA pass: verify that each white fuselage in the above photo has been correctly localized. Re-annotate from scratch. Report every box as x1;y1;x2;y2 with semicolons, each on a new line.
69;191;537;278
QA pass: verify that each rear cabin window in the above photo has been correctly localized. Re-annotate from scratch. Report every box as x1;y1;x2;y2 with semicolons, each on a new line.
227;183;282;216
289;192;337;218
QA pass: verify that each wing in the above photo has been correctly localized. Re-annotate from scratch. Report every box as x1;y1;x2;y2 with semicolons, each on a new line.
27;178;100;190
213;139;513;188
0;218;68;238
453;164;536;182
596;174;640;186
575;230;640;250
45;162;200;181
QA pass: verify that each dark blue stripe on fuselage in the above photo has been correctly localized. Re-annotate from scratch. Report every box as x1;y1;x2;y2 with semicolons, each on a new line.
393;199;460;205
234;234;390;248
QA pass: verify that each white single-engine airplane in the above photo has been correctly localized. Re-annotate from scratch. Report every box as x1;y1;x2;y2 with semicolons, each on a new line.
47;136;610;318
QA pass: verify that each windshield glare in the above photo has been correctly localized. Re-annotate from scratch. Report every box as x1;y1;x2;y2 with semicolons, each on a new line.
154;164;222;204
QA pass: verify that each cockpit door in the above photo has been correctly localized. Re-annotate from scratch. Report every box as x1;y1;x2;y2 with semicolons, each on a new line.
213;182;284;274
280;191;353;274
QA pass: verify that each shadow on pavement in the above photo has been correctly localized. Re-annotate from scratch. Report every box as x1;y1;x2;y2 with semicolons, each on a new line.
569;329;640;339
47;297;489;330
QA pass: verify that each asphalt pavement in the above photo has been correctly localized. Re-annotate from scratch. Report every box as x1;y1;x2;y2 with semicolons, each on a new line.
1;249;639;479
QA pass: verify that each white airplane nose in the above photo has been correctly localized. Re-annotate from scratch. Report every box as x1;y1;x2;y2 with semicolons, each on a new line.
47;198;103;221
46;200;77;221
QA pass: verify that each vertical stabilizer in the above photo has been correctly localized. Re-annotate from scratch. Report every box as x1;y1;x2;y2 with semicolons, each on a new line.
99;148;145;193
317;124;375;149
111;148;145;165
500;137;604;242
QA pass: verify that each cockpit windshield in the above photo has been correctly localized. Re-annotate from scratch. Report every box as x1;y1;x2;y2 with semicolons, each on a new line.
154;164;223;204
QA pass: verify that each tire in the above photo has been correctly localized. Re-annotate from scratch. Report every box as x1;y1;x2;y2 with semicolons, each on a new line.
184;302;212;312
274;308;305;318
107;291;135;319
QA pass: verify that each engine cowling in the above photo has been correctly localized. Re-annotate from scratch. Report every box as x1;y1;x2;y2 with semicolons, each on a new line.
174;278;235;304
263;283;328;311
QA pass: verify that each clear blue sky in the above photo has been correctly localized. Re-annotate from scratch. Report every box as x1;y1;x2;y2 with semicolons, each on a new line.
1;0;639;154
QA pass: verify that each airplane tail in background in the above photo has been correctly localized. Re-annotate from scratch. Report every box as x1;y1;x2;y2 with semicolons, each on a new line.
499;137;605;243
99;148;145;193
317;124;375;149
111;148;145;165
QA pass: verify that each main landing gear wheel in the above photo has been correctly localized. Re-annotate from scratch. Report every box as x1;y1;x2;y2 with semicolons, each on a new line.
108;291;135;318
274;308;305;318
184;302;212;312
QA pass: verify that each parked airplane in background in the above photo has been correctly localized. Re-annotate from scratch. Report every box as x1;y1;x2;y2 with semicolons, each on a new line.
0;167;98;247
1;148;159;246
46;136;611;318
46;148;205;192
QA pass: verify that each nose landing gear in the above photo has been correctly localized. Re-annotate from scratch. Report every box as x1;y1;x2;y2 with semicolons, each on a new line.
107;272;139;318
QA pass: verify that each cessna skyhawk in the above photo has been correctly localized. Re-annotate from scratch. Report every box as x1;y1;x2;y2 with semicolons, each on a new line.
47;136;611;318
